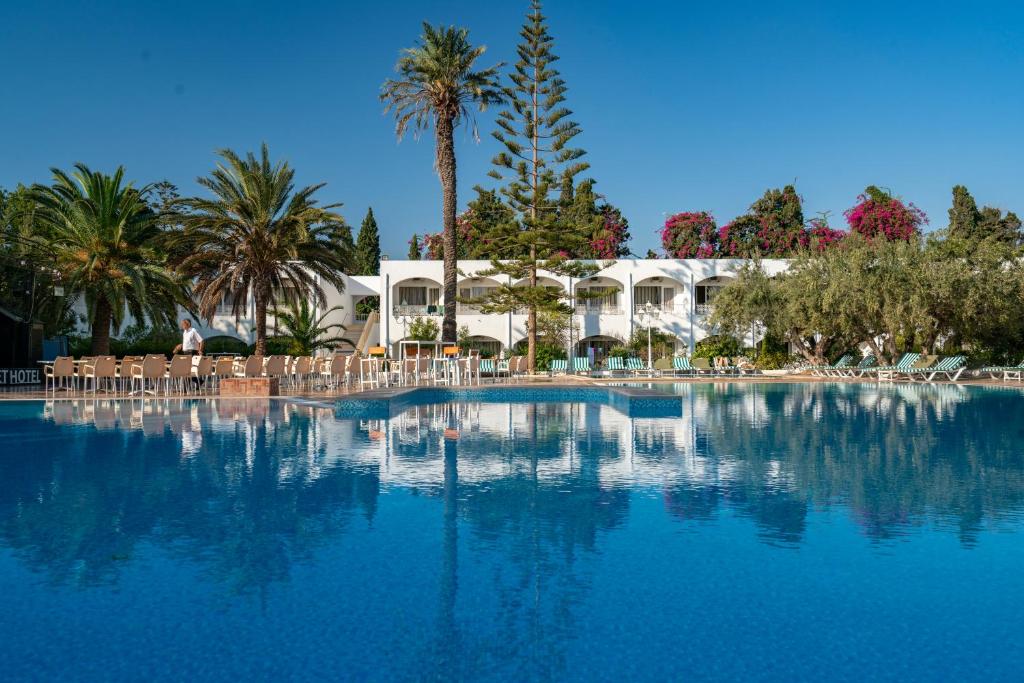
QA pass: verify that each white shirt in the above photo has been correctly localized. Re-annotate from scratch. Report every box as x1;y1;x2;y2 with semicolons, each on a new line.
182;327;203;352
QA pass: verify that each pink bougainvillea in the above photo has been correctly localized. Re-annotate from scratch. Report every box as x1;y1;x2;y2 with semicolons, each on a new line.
661;212;719;258
423;232;444;260
587;206;630;259
844;192;927;242
801;217;847;251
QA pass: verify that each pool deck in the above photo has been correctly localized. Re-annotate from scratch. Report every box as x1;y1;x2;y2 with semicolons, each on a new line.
1;372;1020;401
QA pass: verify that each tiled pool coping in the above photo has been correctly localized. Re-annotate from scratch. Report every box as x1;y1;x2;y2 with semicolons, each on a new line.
335;384;683;419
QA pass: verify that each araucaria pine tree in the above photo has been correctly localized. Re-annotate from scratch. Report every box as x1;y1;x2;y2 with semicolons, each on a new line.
475;0;599;372
355;207;381;275
407;233;422;260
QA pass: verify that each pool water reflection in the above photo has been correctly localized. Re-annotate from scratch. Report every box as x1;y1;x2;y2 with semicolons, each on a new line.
1;383;1024;680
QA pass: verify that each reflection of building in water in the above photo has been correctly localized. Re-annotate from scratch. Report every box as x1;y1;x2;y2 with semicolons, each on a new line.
33;381;1022;551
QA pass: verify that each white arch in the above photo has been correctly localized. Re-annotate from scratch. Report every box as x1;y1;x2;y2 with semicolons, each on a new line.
574;275;625;315
392;277;443;317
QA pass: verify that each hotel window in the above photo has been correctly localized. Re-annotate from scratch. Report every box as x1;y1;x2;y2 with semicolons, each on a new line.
580;286;618;312
634;285;661;308
398;286;427;306
458;286;495;313
695;285;722;311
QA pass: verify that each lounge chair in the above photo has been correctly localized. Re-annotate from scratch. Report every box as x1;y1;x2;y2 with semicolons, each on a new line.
980;358;1024;382
549;359;568;375
479;358;497;381
815;354;852;377
572;357;593;375
845;355;878;377
653;357;674;376
690;357;714;375
713;356;736;375
896;355;967;382
624;357;646;376
871;352;921;381
605;356;627;377
672;356;694;376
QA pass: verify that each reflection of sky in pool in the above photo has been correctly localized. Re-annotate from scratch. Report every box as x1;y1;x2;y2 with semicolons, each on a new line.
2;383;1024;680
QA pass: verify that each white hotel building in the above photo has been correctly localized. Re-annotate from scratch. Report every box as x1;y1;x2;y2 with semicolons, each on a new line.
107;258;789;358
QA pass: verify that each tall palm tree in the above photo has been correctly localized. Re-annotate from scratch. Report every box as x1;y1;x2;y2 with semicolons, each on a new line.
269;299;350;355
31;165;188;354
381;23;503;342
172;145;350;355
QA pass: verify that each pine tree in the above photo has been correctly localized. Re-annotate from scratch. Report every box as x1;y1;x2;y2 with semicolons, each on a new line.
948;185;1021;245
948;185;980;239
408;233;422;260
355;207;381;275
474;0;599;372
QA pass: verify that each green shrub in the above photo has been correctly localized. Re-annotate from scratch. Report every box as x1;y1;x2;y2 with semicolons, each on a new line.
608;345;630;358
408;316;440;341
627;329;676;361
204;336;248;355
693;334;741;359
755;351;794;370
248;337;294;355
533;342;566;371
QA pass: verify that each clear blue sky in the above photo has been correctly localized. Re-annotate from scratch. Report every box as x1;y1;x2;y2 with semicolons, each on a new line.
2;0;1022;256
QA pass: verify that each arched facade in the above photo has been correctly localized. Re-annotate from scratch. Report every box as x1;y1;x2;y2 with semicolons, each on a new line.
392;277;443;318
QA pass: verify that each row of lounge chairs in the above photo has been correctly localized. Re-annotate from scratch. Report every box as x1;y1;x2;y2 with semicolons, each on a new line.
550;355;755;377
812;352;969;382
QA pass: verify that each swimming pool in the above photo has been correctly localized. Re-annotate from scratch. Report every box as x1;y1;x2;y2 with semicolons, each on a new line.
1;383;1023;681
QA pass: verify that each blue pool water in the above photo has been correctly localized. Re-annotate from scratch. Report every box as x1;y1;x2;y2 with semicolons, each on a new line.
2;383;1024;681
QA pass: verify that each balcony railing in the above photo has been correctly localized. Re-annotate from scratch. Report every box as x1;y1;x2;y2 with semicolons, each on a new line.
695;303;713;315
456;303;487;315
353;312;370;323
393;304;443;317
575;305;622;315
632;302;679;315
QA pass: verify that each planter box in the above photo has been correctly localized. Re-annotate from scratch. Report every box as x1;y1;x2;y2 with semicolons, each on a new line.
219;377;279;397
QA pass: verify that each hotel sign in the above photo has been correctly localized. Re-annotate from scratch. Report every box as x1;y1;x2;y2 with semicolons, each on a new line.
0;368;41;386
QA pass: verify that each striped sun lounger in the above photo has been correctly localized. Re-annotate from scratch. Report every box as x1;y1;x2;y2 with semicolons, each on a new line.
848;355;878;377
873;353;921;381
895;355;967;382
980;359;1024;382
672;357;693;376
605;356;627;376
624;357;646;375
572;357;593;374
812;354;853;377
549;359;568;375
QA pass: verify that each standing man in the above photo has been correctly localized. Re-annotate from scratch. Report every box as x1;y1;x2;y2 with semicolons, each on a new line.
173;319;204;388
173;319;204;356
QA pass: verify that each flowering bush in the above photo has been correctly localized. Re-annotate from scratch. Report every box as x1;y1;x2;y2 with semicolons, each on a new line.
587;205;630;258
423;233;444;260
661;212;719;258
718;215;761;257
844;188;927;241
801;217;847;252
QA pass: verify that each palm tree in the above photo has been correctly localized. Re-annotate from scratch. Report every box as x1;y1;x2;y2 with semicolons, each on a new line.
269;299;350;355
381;23;503;342
172;145;350;355
31;165;188;354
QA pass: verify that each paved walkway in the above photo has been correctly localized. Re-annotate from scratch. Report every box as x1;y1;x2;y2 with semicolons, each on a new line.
2;372;1020;401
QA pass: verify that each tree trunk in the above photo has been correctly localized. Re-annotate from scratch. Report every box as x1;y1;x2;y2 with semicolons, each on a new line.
435;114;458;343
527;251;537;373
91;296;112;355
254;286;268;356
